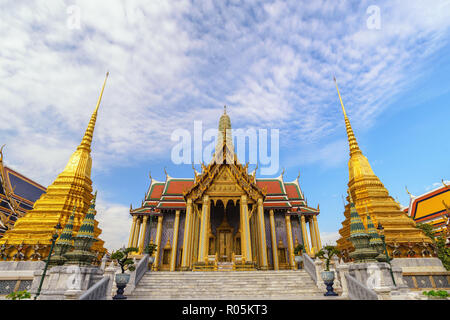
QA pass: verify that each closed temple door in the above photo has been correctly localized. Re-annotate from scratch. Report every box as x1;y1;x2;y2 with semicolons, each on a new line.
218;230;232;262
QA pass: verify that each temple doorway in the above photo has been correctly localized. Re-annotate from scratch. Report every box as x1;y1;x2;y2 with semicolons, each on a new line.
210;199;240;262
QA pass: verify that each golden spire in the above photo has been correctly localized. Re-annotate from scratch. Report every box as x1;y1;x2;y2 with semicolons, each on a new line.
335;76;433;259
0;73;108;260
334;76;361;157
78;72;109;152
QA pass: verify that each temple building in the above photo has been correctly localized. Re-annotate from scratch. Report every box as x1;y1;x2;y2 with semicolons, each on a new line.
405;182;450;241
0;147;46;237
0;73;109;262
333;77;433;260
128;108;322;271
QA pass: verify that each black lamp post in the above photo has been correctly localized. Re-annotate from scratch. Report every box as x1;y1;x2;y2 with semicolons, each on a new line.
34;222;62;300
377;223;396;287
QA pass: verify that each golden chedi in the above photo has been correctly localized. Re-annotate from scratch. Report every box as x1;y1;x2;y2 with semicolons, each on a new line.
0;73;109;261
333;77;432;260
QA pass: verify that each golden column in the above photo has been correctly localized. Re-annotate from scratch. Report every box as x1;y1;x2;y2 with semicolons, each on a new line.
128;215;137;247
240;195;252;262
257;198;268;270
269;209;279;270
191;210;200;267
132;217;142;248
153;215;164;271
181;199;193;270
285;214;296;269
313;215;322;251
138;215;149;254
300;215;311;254
170;210;181;271
198;195;210;262
309;218;318;255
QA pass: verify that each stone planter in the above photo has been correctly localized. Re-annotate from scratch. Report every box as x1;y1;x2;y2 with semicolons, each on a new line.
321;271;338;296
113;273;130;300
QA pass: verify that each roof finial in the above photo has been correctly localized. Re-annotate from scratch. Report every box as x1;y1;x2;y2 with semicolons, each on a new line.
442;179;449;188
443;200;450;213
149;171;152;181
334;76;362;157
224;105;227;114
251;163;258;177
0;144;5;163
347;189;354;204
297;170;300;181
78;72;109;152
92;190;97;205
405;186;415;199
334;76;346;118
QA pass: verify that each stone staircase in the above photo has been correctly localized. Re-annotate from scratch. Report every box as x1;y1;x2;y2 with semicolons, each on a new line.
128;270;334;300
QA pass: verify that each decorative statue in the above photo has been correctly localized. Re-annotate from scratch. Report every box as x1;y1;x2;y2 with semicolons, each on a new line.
29;244;42;261
406;242;416;257
12;243;25;261
388;240;402;258
0;242;11;260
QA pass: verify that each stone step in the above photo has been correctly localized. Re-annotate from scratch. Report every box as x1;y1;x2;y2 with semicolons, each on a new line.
137;282;315;287
128;270;325;300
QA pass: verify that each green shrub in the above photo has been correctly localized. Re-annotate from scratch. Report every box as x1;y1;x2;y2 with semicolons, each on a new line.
422;290;450;298
6;290;31;300
294;244;304;255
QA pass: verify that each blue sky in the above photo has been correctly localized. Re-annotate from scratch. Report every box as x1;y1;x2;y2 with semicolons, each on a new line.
1;1;449;249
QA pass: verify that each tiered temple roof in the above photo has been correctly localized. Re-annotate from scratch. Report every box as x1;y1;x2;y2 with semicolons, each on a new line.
131;171;319;215
405;182;450;236
0;148;46;237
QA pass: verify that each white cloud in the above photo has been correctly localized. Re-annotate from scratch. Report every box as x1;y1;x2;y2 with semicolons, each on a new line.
320;231;340;246
425;180;450;192
95;198;131;252
1;1;450;250
1;1;450;186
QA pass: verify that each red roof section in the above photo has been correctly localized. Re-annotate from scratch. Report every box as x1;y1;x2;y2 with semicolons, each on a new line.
256;179;284;194
148;184;164;200
285;184;302;199
164;179;194;195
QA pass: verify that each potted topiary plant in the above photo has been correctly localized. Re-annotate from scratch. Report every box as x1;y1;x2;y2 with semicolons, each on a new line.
110;246;138;300
316;245;340;296
294;244;305;268
144;243;157;266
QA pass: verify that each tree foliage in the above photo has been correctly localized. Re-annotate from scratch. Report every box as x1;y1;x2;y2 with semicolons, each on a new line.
294;243;304;255
416;223;450;271
143;243;157;255
316;245;340;271
110;247;139;273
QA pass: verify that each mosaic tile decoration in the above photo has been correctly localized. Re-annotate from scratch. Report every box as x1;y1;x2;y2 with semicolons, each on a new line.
0;280;17;294
433;275;449;288
403;275;416;289
17;280;32;292
416;275;432;288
